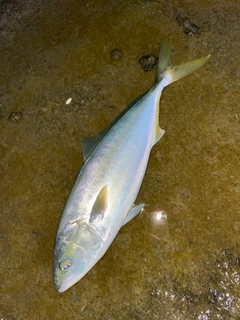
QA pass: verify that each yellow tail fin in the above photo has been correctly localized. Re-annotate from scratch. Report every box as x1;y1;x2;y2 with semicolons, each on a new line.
157;38;210;84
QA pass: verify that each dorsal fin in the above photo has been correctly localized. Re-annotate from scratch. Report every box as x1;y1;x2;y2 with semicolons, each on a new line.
82;130;107;161
89;185;108;223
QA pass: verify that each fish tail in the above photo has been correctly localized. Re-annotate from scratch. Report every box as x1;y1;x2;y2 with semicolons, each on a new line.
157;38;210;85
152;38;209;145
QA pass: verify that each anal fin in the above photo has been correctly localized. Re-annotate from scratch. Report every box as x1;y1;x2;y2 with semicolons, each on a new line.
154;125;165;145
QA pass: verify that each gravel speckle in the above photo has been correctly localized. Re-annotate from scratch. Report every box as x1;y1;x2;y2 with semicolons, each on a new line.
138;55;158;72
110;49;123;60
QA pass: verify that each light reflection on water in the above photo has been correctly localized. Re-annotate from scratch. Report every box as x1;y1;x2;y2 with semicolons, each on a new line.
141;206;169;241
209;259;240;315
153;210;168;224
141;205;240;319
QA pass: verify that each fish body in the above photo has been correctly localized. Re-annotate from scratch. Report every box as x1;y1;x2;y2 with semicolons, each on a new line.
53;38;209;292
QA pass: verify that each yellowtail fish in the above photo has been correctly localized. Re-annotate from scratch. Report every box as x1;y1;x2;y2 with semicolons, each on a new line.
53;38;209;292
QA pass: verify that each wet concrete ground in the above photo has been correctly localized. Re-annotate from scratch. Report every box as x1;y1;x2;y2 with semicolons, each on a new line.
0;0;240;319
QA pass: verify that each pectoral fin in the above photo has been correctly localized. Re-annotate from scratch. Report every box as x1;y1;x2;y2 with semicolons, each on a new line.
89;185;108;223
122;203;145;226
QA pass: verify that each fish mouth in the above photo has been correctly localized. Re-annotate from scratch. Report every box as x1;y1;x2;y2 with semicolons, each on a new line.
55;278;76;293
53;277;62;292
55;283;62;292
53;272;67;293
53;278;71;293
56;284;67;293
53;269;83;293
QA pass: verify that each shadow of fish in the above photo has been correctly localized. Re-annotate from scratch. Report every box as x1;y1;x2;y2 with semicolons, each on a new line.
53;38;210;292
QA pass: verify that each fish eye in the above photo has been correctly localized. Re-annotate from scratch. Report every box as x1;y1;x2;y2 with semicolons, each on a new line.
59;259;72;271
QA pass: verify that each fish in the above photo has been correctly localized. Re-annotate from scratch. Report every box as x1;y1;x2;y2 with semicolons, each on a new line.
53;38;209;293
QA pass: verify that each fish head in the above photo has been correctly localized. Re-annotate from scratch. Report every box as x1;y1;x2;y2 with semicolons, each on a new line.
53;219;102;292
